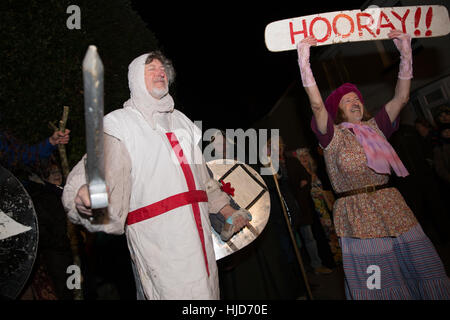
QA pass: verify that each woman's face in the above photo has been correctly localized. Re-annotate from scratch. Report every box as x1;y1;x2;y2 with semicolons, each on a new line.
298;153;310;168
338;92;364;123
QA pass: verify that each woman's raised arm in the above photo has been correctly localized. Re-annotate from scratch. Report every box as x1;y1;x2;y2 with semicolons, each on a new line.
297;37;328;134
385;30;413;123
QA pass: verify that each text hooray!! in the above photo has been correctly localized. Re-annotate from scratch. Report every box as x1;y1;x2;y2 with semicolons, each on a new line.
265;5;450;51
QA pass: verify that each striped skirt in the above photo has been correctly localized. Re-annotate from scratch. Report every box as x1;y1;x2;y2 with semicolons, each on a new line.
340;224;450;300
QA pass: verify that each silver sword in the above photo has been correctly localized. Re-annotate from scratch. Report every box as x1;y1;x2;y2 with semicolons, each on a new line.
82;45;108;210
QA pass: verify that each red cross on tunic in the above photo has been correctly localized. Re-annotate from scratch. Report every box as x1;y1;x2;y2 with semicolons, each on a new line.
126;132;210;276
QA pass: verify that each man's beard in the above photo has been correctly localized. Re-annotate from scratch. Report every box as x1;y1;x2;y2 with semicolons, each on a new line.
150;86;168;99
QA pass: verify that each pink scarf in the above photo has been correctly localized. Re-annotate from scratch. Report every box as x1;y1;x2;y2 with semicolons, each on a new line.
340;122;409;177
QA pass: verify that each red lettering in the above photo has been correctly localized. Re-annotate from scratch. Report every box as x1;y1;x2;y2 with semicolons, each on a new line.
391;9;410;33
309;17;332;42
332;14;355;38
425;7;433;36
356;13;376;37
290;20;308;44
376;11;396;35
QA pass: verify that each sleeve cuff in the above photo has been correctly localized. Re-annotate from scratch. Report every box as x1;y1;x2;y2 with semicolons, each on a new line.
374;105;400;139
36;138;57;160
311;114;334;148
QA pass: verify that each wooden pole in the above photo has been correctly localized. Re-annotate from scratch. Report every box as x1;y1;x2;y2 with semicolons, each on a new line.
53;106;84;300
270;161;314;300
58;106;70;178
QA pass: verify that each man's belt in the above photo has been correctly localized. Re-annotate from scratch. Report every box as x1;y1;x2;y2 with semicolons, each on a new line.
126;190;208;226
336;183;391;199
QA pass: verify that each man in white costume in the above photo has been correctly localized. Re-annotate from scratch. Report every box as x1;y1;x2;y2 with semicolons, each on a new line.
62;51;250;300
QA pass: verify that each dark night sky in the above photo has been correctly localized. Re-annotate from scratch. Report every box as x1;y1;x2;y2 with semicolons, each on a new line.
129;1;366;130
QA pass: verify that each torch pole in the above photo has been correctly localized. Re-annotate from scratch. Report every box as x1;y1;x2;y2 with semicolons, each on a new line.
269;161;314;300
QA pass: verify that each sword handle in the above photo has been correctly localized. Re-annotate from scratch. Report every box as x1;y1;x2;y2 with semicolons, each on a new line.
88;179;108;209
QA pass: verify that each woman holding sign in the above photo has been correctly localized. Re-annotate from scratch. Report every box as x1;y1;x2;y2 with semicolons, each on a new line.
296;29;450;300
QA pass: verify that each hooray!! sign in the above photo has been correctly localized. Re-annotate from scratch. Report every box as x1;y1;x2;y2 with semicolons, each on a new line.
265;5;450;52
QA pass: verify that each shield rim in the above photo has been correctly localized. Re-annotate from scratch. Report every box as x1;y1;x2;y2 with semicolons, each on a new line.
0;166;39;300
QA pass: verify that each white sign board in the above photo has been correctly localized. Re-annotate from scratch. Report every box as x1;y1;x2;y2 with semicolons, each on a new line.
265;5;450;52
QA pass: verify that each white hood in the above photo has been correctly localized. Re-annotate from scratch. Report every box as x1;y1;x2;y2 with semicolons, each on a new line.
123;53;174;128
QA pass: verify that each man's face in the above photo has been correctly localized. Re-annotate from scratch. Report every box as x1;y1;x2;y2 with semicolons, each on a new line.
144;59;168;99
338;92;364;123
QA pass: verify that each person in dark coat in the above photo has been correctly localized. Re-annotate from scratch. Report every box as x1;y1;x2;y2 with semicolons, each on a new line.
0;129;69;169
432;106;450;196
22;160;74;299
293;147;342;265
283;143;335;274
390;124;450;245
209;132;308;299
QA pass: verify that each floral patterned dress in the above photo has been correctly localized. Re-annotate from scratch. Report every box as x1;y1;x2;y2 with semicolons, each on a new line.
321;118;418;238
311;107;450;300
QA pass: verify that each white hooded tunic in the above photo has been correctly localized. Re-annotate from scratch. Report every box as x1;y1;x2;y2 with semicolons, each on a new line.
62;54;229;299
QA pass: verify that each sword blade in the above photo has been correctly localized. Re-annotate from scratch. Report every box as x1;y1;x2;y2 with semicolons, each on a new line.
82;45;108;209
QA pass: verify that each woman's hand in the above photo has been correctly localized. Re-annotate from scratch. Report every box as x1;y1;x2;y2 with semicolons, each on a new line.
297;36;318;87
388;30;412;80
388;30;412;57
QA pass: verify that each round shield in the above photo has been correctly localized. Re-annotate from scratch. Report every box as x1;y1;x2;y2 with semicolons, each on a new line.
207;159;270;260
0;166;38;300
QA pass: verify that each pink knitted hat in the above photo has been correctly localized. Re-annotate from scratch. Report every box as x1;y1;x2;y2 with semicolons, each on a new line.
325;83;364;120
